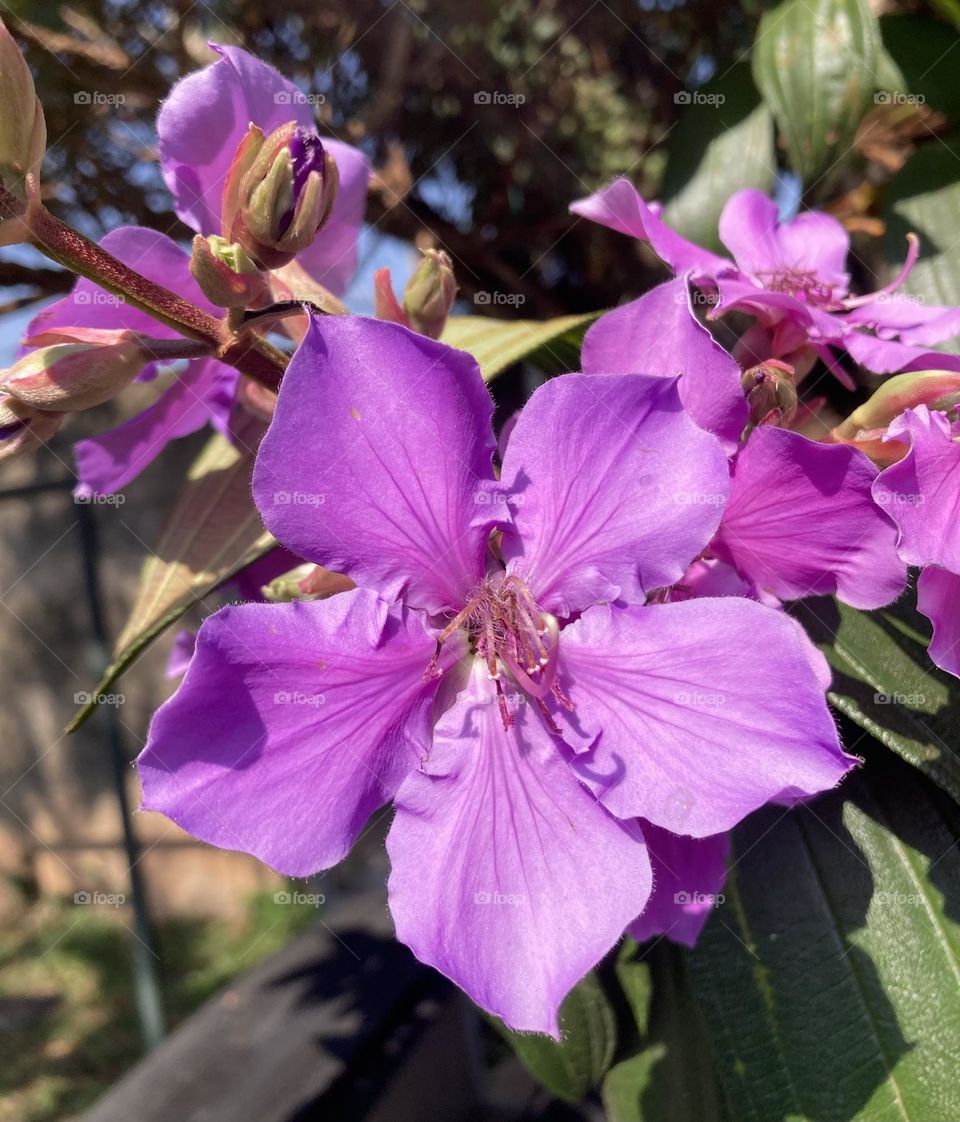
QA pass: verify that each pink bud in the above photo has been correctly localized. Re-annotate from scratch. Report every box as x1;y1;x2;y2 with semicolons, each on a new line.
1;338;148;412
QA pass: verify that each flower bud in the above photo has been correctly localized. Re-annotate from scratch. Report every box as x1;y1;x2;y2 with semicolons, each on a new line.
190;235;268;308
403;249;456;339
0;21;46;242
741;359;798;428
0;394;61;460
222;122;339;270
1;338;148;412
261;563;354;602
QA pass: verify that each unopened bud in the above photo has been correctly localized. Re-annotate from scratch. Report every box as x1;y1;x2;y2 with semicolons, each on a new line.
834;369;960;443
261;563;354;602
373;267;408;326
403;249;456;339
0;21;46;242
1;338;148;412
222;122;339;270
0;393;61;460
741;359;798;428
190;235;268;308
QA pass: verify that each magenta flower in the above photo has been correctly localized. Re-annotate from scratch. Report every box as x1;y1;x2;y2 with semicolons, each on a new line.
873;406;960;676
157;44;370;296
572;180;960;380
583;277;907;610
138;315;853;1034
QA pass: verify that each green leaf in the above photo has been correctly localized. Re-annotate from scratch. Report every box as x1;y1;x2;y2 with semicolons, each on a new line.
752;0;879;189
615;938;654;1039
879;15;960;121
440;311;599;382
690;746;960;1121
660;64;775;254
68;420;274;733
884;138;960;338
492;970;617;1103
792;596;960;803
604;943;725;1122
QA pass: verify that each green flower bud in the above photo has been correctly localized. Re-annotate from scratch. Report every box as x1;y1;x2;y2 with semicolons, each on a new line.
1;338;148;412
402;249;457;339
189;235;268;308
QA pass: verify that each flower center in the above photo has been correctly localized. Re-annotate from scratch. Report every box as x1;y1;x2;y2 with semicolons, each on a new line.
754;267;843;308
428;572;573;730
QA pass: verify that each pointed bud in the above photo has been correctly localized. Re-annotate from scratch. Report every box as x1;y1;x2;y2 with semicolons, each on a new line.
189;235;268;308
261;563;354;602
0;21;46;243
1;338;148;412
741;359;798;428
403;249;456;339
221;122;339;270
373;266;409;326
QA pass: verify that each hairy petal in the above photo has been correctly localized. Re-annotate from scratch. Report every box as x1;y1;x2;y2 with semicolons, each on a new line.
918;567;960;679
581;277;748;447
138;589;441;876
157;44;369;293
561;599;853;836
254;315;499;613
387;663;651;1037
501;373;729;615
628;822;730;948
873;406;960;571
570;177;730;279
714;427;906;608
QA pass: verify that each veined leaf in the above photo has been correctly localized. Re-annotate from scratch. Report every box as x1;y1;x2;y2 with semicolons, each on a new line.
792;596;960;803
440;311;599;382
690;746;960;1121
68;419;274;733
752;0;880;189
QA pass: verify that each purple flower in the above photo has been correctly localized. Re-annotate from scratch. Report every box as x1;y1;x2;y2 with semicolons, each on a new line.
157;44;370;296
22;227;238;496
571;180;960;380
138;315;853;1035
583;278;907;610
874;406;960;676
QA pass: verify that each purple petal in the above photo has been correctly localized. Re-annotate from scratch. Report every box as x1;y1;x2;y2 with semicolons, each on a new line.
918;567;960;679
138;589;440;876
72;359;238;496
500;373;729;616
714;427;906;608
561;599;853;835
253;315;499;613
844;298;960;346
873;406;960;571
712;277;844;339
775;210;850;292
387;661;651;1037
580;277;748;447
718;189;784;277
628;822;730;948
157;44;369;294
570;178;730;279
165;629;197;679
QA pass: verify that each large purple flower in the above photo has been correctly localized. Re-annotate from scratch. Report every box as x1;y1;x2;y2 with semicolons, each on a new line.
138;315;853;1034
582;278;907;610
873;405;960;676
572;180;960;380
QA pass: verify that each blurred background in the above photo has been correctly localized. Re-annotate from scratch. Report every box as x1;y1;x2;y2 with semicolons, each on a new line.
1;0;959;1117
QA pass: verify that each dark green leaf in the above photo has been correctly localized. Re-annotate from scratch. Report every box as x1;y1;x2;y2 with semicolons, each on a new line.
879;15;960;121
661;64;775;254
792;595;960;803
492;970;617;1103
752;0;879;189
690;747;960;1121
